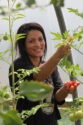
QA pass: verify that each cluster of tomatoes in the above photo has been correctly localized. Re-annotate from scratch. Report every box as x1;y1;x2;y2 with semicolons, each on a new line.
69;110;83;122
64;81;80;93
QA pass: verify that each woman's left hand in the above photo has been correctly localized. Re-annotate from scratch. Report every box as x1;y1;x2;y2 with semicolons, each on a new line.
64;81;80;94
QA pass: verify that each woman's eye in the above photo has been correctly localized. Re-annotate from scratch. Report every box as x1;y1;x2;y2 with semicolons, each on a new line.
28;39;34;43
39;38;44;42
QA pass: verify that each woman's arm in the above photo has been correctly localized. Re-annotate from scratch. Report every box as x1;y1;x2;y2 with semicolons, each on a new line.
33;45;71;81
55;86;68;102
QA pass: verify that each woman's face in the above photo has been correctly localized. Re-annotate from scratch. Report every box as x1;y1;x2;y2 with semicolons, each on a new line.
25;30;46;59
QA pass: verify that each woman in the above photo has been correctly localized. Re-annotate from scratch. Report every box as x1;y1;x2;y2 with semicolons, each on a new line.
9;22;77;125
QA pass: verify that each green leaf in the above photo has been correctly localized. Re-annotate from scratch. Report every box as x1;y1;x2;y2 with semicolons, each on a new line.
0;50;7;57
0;110;23;125
55;42;64;48
14;14;25;21
15;34;26;41
68;8;83;18
21;103;52;120
68;8;78;13
2;17;9;21
63;31;69;39
74;97;83;102
51;32;62;40
19;80;53;101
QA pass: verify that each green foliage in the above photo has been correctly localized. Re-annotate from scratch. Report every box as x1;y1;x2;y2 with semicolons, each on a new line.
68;8;83;18
0;86;11;100
13;13;25;21
51;26;83;84
24;0;36;7
19;80;53;101
51;30;69;41
0;50;9;59
21;103;52;120
58;97;83;122
15;34;26;42
51;0;64;7
17;68;40;78
0;110;23;125
9;67;40;88
51;32;63;40
59;57;83;79
52;29;83;54
0;49;11;64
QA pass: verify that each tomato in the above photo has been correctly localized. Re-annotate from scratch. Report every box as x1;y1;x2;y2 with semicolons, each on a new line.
3;34;8;40
64;81;80;94
69;110;83;122
69;81;74;87
69;85;74;93
65;81;80;91
4;92;10;99
75;110;83;119
64;81;70;90
69;113;77;122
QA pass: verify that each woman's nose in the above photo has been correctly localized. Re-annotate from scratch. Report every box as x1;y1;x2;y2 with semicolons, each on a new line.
35;40;41;46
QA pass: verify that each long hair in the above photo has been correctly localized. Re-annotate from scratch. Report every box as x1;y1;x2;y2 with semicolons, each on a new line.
15;22;47;60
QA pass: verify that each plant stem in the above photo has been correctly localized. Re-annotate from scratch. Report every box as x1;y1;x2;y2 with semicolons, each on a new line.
8;0;16;109
71;45;83;55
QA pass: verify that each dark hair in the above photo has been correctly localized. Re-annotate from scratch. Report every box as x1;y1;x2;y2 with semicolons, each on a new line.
15;22;47;60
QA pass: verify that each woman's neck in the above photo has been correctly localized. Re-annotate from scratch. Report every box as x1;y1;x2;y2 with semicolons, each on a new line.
29;57;41;67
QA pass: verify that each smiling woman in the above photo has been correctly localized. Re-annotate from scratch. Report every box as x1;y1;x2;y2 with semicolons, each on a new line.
8;22;79;125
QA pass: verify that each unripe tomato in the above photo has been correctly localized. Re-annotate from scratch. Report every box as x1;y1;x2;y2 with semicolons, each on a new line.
4;92;10;99
78;35;82;41
75;110;83;119
3;34;8;40
69;113;77;121
69;110;83;122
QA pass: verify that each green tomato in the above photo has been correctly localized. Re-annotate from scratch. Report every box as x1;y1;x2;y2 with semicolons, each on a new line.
78;35;82;41
4;92;10;99
69;110;83;122
69;113;77;122
75;110;83;119
16;3;21;8
3;35;8;40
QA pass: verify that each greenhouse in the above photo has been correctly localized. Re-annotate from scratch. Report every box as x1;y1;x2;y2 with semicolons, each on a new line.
0;0;83;125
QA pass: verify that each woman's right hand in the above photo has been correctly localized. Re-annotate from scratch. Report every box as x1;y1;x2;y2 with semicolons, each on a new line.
56;45;71;59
